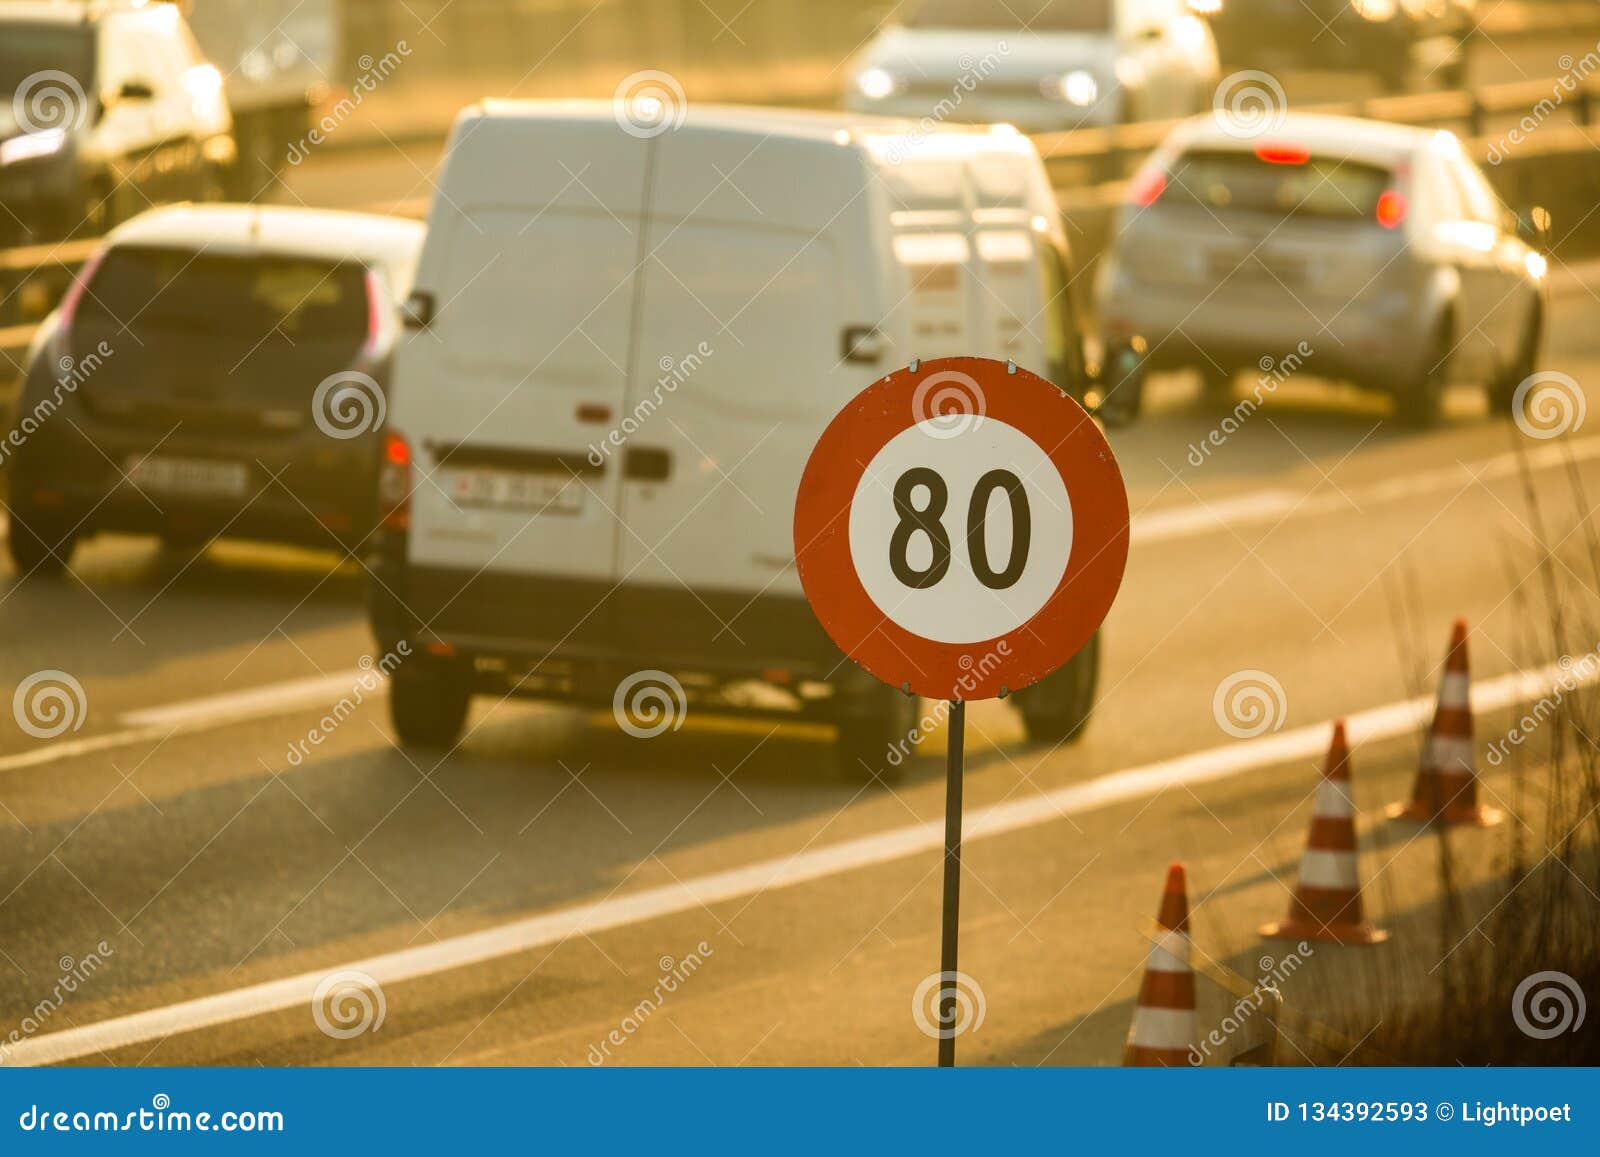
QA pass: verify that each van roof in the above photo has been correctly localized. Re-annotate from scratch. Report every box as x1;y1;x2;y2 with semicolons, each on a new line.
1167;112;1444;167
104;204;425;269
468;98;1040;160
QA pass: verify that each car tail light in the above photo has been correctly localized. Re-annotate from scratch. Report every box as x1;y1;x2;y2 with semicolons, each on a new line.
1126;165;1167;207
1375;189;1407;230
378;428;412;531
359;268;392;362
55;248;107;331
1254;142;1309;165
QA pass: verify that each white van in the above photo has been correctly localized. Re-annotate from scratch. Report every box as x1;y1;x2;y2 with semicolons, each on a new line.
369;101;1102;777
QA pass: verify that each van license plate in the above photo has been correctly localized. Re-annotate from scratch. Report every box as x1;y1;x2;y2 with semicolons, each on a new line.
126;456;249;497
450;469;583;514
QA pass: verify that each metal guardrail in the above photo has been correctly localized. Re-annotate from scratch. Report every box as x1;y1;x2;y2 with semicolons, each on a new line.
1037;74;1600;190
3;66;1599;372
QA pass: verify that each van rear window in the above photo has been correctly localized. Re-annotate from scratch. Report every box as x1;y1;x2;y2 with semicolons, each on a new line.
80;247;367;340
1163;150;1393;220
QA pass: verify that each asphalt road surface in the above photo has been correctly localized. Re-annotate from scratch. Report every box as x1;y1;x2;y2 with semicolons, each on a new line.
3;88;1600;1066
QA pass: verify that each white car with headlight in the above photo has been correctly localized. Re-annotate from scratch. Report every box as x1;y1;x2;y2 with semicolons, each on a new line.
843;0;1219;131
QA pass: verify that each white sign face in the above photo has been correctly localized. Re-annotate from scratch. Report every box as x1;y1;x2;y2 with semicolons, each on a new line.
796;356;1129;701
846;418;1074;645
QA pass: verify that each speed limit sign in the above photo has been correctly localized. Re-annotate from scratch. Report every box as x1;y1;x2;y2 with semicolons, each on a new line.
794;356;1129;702
795;356;1129;1069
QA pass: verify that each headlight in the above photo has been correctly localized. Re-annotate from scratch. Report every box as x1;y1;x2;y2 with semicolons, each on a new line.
1352;0;1397;19
856;67;898;101
0;128;68;167
1047;70;1099;107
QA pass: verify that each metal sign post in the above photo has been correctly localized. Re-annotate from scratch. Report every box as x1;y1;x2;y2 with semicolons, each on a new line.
793;356;1129;1069
937;698;965;1067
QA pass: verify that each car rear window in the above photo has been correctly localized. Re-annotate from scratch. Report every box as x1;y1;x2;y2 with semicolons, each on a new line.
80;247;368;340
1163;150;1393;220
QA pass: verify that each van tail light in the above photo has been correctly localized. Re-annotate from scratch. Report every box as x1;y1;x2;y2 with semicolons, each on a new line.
1126;165;1167;208
378;428;412;532
1375;188;1408;230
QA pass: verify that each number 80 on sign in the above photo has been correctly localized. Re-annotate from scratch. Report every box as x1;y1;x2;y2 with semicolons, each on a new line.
794;356;1129;702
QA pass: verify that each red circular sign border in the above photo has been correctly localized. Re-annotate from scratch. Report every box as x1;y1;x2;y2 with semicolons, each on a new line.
794;356;1129;701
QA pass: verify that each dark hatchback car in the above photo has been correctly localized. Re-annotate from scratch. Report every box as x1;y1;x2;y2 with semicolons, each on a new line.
3;204;423;576
0;1;234;245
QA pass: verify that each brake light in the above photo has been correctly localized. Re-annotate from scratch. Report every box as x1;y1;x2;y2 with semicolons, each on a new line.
1127;167;1166;207
360;268;389;361
1254;142;1309;165
56;248;107;331
1376;189;1407;230
379;429;412;531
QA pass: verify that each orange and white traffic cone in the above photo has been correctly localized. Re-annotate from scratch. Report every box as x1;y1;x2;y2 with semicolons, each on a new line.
1124;862;1198;1066
1387;619;1503;827
1262;721;1389;945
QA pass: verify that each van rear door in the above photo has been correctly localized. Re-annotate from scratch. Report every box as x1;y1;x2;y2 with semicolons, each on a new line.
615;130;874;622
396;116;649;584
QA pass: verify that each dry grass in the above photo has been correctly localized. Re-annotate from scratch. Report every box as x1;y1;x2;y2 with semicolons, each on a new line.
1343;436;1600;1064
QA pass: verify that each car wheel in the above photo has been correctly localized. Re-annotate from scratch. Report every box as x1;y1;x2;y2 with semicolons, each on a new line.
1376;41;1410;93
1096;341;1146;427
1198;365;1233;406
1014;632;1101;745
5;508;77;577
1488;302;1542;416
835;684;920;785
1394;321;1451;428
389;656;473;750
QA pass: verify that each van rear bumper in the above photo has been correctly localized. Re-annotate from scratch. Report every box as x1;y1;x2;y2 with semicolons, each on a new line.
369;563;847;683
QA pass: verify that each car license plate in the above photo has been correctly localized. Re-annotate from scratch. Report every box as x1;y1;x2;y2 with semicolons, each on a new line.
1211;249;1305;285
450;468;583;514
126;456;249;497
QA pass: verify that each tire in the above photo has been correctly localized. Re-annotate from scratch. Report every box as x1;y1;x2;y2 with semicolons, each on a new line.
1015;632;1101;745
1198;365;1233;405
389;657;473;750
5;508;76;577
1394;321;1451;428
1488;303;1542;417
1096;342;1146;427
1375;39;1410;94
835;684;920;785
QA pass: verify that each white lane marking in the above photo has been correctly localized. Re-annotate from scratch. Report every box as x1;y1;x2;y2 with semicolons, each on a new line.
3;656;1582;1067
1131;434;1600;545
119;670;374;731
0;670;369;778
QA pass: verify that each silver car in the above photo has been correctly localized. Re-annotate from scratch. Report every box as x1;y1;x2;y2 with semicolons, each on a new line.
1096;113;1547;426
843;0;1219;132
